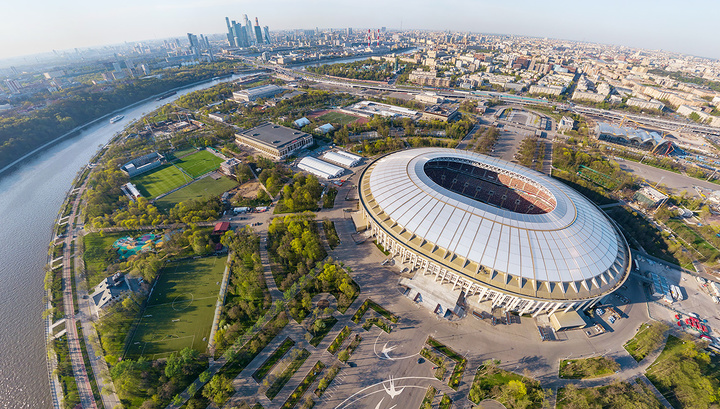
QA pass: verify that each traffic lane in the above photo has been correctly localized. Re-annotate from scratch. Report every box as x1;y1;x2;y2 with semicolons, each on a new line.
617;160;719;197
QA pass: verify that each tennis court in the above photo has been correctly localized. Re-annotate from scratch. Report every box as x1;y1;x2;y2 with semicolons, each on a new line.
125;256;227;359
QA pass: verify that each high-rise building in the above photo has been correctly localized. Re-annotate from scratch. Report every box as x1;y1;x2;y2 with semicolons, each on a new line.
263;26;271;44
244;15;254;45
346;27;353;36
4;79;22;94
225;17;235;47
254;17;264;44
235;22;249;47
187;33;201;57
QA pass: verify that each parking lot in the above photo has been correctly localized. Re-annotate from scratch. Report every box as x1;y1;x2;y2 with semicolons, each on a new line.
635;254;720;342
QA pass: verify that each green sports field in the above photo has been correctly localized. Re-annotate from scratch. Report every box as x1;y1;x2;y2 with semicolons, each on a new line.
318;111;361;126
125;256;226;359
176;150;224;178
131;164;193;198
155;176;238;210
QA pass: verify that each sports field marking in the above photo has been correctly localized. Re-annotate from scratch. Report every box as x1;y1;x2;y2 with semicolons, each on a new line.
172;293;195;311
145;294;217;308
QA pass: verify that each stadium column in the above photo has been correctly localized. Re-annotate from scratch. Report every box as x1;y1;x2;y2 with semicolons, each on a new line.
519;300;534;315
548;302;562;316
532;301;550;317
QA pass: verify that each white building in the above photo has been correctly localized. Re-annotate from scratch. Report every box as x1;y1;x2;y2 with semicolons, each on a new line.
626;98;665;111
298;157;344;179
322;150;362;167
232;84;284;102
293;117;311;128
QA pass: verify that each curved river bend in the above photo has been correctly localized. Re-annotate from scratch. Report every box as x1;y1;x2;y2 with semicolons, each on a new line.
0;74;247;408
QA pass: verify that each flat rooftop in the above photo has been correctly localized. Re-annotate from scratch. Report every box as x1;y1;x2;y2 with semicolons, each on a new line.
236;122;311;148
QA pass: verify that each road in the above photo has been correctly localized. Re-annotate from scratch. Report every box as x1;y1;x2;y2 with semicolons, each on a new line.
60;181;98;409
616;159;719;197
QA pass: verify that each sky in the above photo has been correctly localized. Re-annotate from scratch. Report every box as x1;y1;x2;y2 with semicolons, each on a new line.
1;0;719;61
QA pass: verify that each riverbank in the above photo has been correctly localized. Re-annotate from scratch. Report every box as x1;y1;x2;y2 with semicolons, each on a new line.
0;73;245;178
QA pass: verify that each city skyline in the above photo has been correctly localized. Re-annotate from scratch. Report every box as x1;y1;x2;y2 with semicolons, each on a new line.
1;0;719;61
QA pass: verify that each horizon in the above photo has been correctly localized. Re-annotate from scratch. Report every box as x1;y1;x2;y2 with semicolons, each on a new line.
1;0;719;63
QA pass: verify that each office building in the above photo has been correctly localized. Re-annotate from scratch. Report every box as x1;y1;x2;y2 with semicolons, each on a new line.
244;15;254;45
254;17;264;44
263;26;271;44
235;122;313;160
4;79;21;94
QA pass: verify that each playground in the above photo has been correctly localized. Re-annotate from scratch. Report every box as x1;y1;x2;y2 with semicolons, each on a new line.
112;233;164;259
124;256;226;359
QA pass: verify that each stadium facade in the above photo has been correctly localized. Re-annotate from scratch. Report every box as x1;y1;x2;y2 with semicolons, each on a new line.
358;148;631;316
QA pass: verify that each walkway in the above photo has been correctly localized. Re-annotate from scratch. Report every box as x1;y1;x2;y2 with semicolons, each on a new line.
60;179;97;409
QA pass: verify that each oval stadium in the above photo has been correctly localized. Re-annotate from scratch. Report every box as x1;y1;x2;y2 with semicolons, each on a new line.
357;148;631;317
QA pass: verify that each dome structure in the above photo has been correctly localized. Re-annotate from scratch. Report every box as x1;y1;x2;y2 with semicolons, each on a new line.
358;148;631;315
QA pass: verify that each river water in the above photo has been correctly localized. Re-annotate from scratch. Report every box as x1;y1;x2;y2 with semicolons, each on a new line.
0;74;250;409
0;51;406;408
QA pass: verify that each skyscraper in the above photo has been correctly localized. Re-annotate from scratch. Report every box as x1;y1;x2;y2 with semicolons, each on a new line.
234;22;249;47
225;17;236;47
263;26;271;44
244;15;254;45
254;17;264;44
187;33;201;58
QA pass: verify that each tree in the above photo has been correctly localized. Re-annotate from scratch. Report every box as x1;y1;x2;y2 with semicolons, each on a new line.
203;374;234;405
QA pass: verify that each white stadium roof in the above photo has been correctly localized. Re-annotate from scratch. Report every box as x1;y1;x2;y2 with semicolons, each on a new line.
360;148;629;297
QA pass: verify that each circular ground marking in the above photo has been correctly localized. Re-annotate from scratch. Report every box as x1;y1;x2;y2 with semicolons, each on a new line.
172;293;194;311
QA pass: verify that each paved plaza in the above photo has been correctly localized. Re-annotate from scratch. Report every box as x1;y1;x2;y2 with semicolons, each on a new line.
214;169;677;409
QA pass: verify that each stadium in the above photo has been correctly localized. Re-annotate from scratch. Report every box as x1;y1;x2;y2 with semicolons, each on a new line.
357;148;631;317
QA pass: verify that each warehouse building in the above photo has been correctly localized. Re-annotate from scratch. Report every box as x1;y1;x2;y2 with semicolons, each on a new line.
298;156;344;179
235;122;313;160
322;150;362;167
232;84;284;102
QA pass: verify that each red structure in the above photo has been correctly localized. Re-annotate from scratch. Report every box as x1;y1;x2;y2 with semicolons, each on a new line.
213;221;230;235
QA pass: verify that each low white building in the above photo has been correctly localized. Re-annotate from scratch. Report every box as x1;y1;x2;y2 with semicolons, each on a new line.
298;157;344;179
315;123;335;134
293;117;311;128
322;150;362;167
558;116;574;133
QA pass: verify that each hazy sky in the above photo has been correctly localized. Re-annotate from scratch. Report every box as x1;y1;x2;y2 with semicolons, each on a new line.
1;0;719;61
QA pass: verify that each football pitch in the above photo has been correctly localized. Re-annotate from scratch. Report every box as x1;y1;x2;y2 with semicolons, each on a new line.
131;164;192;198
131;150;224;198
125;256;226;359
318;111;362;126
155;175;238;210
176;150;224;178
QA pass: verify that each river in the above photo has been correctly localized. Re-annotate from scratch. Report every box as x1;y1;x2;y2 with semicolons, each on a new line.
0;50;409;408
0;74;249;409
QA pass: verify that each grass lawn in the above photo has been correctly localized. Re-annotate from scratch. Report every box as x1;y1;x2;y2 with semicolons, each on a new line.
155;176;238;209
468;362;546;407
132;164;193;198
556;381;663;409
83;232;128;287
317;111;361;126
559;356;619;379
124;256;226;359
176;150;224;178
172;147;200;159
624;322;668;362
646;335;720;409
253;337;295;382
